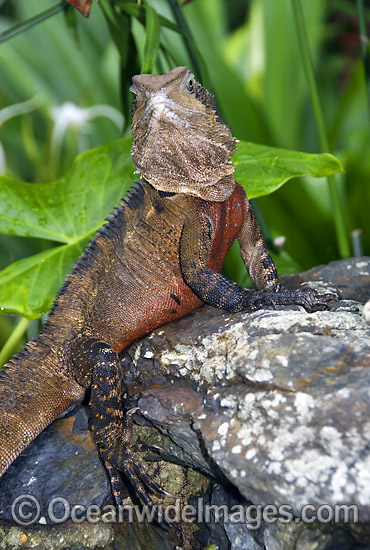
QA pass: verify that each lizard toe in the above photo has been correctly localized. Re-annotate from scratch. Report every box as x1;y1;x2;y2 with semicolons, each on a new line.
100;407;176;513
296;287;338;311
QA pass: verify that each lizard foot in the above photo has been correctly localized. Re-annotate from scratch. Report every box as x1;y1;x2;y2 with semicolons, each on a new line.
100;408;175;510
244;286;337;313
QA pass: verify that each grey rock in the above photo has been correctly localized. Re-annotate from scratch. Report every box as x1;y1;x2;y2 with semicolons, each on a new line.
280;256;370;302
0;518;182;550
208;485;265;550
0;520;114;550
193;483;362;550
0;407;111;524
1;257;370;550
363;300;370;325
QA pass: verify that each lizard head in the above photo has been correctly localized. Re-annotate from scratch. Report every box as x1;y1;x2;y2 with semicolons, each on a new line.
130;66;237;201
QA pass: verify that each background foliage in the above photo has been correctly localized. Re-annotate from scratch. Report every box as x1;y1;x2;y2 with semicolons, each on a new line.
0;0;369;362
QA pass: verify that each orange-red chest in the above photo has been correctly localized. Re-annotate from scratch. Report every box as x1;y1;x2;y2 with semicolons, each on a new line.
89;183;246;353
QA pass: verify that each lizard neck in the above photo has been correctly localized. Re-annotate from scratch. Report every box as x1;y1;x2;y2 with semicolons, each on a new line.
140;174;236;202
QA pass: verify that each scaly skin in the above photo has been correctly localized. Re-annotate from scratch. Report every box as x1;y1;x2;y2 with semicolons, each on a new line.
0;67;333;509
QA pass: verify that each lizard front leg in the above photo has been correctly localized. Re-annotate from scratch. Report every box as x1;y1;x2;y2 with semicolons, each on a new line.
180;212;254;311
180;207;334;313
236;193;335;310
69;338;171;507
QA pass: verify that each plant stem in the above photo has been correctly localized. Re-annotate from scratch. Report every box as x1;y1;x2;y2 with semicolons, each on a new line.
290;0;350;258
356;0;370;124
0;2;68;43
168;0;202;80
0;317;31;368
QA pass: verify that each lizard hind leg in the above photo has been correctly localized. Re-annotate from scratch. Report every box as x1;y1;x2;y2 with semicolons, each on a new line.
118;408;175;505
71;338;171;507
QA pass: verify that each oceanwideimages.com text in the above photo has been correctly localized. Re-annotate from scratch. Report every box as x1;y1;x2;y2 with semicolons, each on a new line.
10;494;359;528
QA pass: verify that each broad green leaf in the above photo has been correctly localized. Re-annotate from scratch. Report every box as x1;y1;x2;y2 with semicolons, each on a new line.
0;241;90;319
141;3;161;74
233;142;343;198
0;138;135;318
0;138;135;242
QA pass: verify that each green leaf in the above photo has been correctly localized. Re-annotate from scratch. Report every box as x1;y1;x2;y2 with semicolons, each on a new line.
261;0;326;148
119;1;181;33
0;3;67;44
0;138;135;318
233;141;343;198
0;138;135;242
99;0;131;68
0;242;90;319
141;2;161;74
64;2;81;50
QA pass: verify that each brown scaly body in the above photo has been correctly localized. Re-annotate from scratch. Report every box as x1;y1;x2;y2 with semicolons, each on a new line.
0;67;333;507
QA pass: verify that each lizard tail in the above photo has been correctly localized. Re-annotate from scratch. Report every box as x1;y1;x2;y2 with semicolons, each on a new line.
0;331;84;478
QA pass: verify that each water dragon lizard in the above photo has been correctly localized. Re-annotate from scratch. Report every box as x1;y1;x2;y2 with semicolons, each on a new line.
0;66;334;508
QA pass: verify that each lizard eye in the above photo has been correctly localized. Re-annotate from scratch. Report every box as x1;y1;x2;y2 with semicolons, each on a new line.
186;78;194;93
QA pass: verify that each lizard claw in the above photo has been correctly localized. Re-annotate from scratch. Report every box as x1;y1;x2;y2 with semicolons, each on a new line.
292;286;338;312
122;458;176;500
100;407;176;513
126;406;140;417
